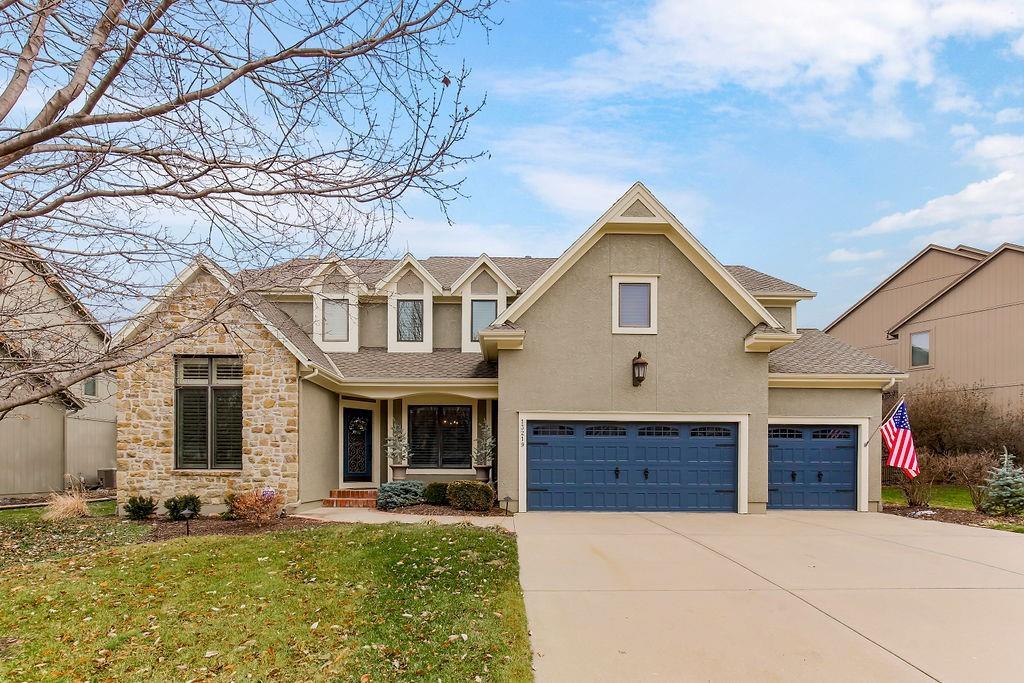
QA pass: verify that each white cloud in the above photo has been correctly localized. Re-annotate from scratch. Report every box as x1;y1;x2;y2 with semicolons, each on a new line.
995;107;1024;123
950;123;979;138
826;248;887;263
969;134;1024;170
498;1;1024;137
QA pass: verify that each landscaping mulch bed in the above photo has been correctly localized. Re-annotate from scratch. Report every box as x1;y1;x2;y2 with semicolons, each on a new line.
386;503;512;517
146;514;326;541
884;505;1024;530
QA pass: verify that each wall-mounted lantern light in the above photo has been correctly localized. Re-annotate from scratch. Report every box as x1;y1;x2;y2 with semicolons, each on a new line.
632;352;648;387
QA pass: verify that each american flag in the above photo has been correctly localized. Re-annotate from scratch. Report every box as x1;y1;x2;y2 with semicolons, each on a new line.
881;399;919;479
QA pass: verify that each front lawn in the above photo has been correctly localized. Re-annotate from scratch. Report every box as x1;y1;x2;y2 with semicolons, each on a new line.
882;484;974;510
0;500;149;568
0;523;532;681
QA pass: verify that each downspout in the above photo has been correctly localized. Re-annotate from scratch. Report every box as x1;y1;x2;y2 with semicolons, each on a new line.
882;377;896;392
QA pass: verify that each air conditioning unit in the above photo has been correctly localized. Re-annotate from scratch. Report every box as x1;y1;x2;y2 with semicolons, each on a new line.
97;468;117;489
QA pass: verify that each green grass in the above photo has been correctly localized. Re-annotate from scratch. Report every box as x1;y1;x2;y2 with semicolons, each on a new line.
0;500;148;568
882;484;975;510
0;523;532;682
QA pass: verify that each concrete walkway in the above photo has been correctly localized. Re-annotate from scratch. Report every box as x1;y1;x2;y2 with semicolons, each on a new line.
296;506;515;530
516;511;1024;682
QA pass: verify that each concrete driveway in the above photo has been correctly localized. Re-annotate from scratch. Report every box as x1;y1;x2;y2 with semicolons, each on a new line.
516;511;1024;682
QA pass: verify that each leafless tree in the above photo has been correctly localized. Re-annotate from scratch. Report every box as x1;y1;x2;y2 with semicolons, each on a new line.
0;0;495;416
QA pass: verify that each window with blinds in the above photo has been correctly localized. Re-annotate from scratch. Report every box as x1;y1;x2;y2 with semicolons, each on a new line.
175;357;243;469
408;405;472;468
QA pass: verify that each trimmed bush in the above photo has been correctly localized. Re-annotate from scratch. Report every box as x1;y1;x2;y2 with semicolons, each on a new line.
124;495;157;520
423;482;449;506
376;480;425;510
163;494;202;521
447;480;494;512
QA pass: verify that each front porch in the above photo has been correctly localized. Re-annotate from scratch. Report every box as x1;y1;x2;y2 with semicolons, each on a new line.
299;377;499;508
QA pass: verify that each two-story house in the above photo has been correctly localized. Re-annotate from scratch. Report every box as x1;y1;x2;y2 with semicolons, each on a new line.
115;183;904;513
827;243;1024;410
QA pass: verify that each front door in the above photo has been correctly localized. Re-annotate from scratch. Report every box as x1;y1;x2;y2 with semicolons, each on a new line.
343;408;373;482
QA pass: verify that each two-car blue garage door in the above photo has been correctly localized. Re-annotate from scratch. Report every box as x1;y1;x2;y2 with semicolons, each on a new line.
526;420;858;511
526;421;737;511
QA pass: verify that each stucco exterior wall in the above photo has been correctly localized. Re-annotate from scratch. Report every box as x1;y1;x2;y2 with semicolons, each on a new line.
275;300;313;334
298;379;339;503
433;303;461;348
766;306;792;332
116;272;300;508
497;233;769;511
359;302;387;347
768;387;883;511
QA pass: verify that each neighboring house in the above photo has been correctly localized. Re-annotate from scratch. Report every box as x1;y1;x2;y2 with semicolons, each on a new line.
115;183;904;514
0;248;117;494
827;243;1024;410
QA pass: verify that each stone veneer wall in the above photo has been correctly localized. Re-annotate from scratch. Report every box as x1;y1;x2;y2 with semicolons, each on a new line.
117;272;300;508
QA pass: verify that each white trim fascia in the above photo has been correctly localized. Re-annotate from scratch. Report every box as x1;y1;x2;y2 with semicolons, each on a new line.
767;415;871;512
341;382;497;401
337;399;381;489
768;373;908;388
494;182;782;330
375;253;444;293
751;291;816;300
744;332;801;352
611;274;658;335
516;411;750;514
449;254;518;293
312;291;359;353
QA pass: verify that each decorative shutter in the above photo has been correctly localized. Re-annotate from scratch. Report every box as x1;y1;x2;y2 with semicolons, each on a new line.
618;283;651;327
440;406;472;468
212;387;243;468
176;387;209;468
409;406;439;468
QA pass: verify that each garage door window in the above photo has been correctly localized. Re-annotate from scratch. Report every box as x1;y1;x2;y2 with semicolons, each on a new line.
532;424;575;436
584;425;627;437
408;405;471;468
812;428;852;440
690;426;731;438
768;427;803;439
638;425;679;437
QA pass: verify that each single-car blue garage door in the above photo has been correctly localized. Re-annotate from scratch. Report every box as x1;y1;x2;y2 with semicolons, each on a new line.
526;421;737;511
768;425;857;509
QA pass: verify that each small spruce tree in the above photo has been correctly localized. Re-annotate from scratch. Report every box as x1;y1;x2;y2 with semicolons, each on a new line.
981;448;1024;516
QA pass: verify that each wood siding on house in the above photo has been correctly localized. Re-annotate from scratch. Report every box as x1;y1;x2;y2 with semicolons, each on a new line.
895;248;1024;409
828;248;979;369
0;402;66;494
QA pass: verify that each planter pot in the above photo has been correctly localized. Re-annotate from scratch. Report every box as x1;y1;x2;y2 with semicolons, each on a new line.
390;464;408;481
474;465;491;482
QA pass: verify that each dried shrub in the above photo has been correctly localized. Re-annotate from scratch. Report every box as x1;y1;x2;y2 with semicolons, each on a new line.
163;494;202;521
892;451;944;507
447;480;494;512
890;380;1024;456
377;481;426;510
423;482;449;506
42;490;89;521
230;488;285;526
124;495;158;520
945;451;1000;511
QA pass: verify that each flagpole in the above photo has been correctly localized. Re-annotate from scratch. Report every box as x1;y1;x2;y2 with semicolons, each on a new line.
862;394;905;447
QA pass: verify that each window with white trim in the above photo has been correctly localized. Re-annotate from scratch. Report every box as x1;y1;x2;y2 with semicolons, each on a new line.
322;299;349;342
397;299;424;342
175;357;243;470
408;405;471;468
83;377;98;397
611;275;658;334
470;299;498;341
313;292;358;352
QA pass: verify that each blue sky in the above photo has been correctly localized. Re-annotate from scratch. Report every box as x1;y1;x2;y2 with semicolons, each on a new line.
390;1;1024;327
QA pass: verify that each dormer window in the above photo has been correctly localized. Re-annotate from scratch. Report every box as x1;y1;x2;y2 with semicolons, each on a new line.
380;257;439;353
452;258;514;353
322;299;349;342
612;275;658;334
397;299;424;342
313;292;358;352
471;300;498;341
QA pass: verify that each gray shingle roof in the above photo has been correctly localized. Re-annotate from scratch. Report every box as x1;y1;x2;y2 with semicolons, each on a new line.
725;265;813;295
768;329;900;374
328;348;497;379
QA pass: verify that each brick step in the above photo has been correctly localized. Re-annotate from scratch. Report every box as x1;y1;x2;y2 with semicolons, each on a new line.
327;489;378;499
322;497;377;509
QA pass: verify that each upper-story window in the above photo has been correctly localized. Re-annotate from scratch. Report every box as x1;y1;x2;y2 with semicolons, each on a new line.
83;377;97;397
470;300;498;341
397;299;424;342
611;275;658;334
910;331;930;367
322;299;349;342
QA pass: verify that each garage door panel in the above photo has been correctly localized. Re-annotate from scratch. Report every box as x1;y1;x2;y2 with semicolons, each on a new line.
527;421;737;511
768;425;857;510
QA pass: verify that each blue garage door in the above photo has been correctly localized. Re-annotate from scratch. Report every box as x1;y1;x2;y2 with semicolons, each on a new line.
768;425;857;509
526;421;737;511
